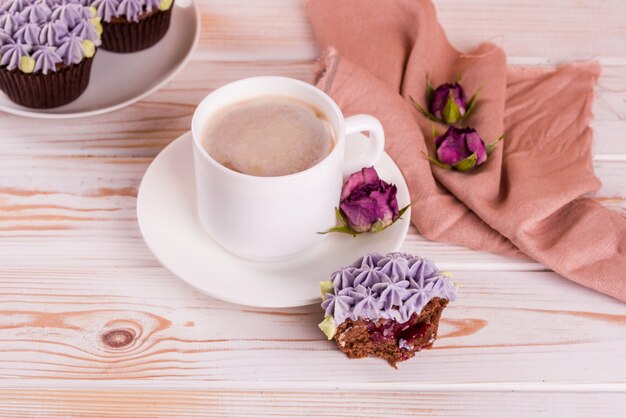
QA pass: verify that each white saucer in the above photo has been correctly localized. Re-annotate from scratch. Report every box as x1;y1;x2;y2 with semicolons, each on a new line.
0;1;200;119
137;132;411;308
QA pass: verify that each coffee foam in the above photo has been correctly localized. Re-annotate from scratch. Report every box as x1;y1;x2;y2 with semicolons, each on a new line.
202;95;335;177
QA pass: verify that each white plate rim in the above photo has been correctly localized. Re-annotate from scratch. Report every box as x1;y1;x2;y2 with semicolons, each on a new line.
0;1;201;119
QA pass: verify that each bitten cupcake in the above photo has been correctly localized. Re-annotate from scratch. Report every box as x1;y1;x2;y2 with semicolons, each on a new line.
91;0;174;53
319;253;457;367
0;0;102;108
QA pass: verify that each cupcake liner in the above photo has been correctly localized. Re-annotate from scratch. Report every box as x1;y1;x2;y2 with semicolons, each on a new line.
101;7;174;53
0;57;94;109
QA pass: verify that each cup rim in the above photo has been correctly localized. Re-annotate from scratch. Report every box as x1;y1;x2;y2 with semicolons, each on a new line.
191;76;346;181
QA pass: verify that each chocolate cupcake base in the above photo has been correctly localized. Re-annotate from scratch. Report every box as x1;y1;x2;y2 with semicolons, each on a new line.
101;7;174;53
332;297;449;367
0;57;94;109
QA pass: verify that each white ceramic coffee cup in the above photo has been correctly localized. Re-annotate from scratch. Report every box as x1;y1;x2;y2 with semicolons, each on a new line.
191;76;385;260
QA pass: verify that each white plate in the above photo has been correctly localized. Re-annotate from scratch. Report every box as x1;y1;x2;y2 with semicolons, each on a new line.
137;132;411;308
0;0;200;119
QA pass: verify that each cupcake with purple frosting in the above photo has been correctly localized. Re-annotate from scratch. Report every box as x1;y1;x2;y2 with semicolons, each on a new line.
319;252;457;367
0;0;102;108
90;0;174;53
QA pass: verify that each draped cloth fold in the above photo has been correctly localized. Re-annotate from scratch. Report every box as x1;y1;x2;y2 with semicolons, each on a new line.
307;0;626;301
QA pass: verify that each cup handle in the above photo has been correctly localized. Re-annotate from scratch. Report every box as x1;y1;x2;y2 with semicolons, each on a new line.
343;114;385;175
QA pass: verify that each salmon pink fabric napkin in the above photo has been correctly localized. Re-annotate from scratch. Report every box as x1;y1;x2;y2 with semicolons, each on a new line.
307;0;626;301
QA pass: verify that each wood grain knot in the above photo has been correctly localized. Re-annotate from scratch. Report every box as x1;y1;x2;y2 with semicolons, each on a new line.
101;328;135;348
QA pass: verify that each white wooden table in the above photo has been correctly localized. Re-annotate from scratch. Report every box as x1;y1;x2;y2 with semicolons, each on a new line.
1;1;625;416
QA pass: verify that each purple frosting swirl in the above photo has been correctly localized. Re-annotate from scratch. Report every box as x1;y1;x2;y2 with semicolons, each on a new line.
399;275;436;322
377;253;411;280
50;3;84;28
115;0;142;22
349;285;383;320
13;21;40;44
32;44;61;73
0;0;101;73
91;0;119;21
322;253;457;326
0;41;30;70
71;19;97;41
0;0;30;14
39;20;68;45
0;10;25;34
353;266;386;288
331;266;357;290
21;3;52;24
321;288;354;324
372;273;411;311
55;32;82;64
0;28;12;45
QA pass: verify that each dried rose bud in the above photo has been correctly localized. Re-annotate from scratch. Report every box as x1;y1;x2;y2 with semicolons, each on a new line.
437;126;485;169
426;126;503;172
320;167;409;236
340;167;398;233
429;83;466;124
410;79;479;126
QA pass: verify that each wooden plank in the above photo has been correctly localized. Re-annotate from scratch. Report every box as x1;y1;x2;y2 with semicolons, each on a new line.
0;269;624;386
194;0;626;63
0;61;624;159
1;389;625;417
197;0;317;61
0;154;623;268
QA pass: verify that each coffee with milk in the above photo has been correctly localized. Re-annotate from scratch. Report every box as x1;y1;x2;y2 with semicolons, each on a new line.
201;95;335;177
